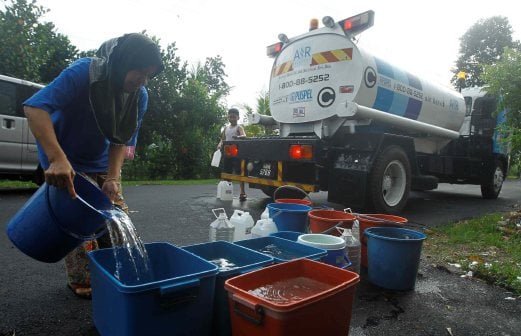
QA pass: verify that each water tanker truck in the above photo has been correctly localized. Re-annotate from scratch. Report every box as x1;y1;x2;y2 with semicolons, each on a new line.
221;10;508;214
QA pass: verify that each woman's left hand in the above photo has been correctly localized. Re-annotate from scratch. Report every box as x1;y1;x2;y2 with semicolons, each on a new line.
102;179;121;203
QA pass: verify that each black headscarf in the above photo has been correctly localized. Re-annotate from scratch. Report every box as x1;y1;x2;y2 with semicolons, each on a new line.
89;33;164;144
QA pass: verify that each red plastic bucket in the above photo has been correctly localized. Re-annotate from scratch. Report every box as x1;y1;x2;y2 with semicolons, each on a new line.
308;210;357;236
275;198;312;206
357;214;408;268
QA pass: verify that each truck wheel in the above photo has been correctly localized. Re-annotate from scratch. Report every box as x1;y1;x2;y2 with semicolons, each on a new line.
368;146;411;214
481;161;504;199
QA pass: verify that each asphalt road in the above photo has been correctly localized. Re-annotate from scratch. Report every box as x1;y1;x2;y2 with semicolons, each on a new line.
1;179;520;335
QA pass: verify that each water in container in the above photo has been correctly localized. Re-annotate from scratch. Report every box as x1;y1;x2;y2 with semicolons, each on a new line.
210;208;234;242
231;210;255;241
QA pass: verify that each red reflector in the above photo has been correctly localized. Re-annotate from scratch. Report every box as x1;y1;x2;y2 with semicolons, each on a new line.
289;145;312;160
224;144;238;157
343;20;353;30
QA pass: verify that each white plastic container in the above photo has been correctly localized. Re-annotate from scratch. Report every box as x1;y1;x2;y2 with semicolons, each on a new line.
217;181;233;201
209;208;234;242
260;207;270;220
211;150;222;167
338;227;361;274
231;210;255;241
251;218;278;238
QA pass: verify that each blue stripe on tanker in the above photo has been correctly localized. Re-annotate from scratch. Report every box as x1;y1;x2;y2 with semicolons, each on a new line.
373;58;423;121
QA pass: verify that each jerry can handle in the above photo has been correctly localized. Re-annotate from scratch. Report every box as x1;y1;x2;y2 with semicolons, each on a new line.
212;208;227;218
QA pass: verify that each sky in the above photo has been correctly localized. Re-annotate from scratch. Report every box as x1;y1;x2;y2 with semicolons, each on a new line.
34;0;521;111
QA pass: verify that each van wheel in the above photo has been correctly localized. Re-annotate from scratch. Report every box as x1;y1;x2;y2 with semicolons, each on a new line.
368;146;410;214
481;161;504;199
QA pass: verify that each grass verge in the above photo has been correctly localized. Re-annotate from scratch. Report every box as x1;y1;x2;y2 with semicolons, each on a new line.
423;211;521;296
0;179;219;189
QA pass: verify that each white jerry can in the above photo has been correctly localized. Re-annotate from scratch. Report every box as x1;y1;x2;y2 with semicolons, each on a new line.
217;181;233;201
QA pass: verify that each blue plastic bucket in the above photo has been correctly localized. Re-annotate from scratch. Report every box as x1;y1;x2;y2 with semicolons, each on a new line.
270;231;303;242
182;241;274;336
267;202;312;232
365;227;427;291
6;174;113;263
298;234;350;268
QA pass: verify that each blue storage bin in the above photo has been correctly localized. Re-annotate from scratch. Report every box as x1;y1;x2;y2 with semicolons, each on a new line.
270;230;303;242
87;242;218;336
233;236;327;263
182;241;274;336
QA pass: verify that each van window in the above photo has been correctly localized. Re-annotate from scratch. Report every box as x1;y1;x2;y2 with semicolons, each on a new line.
0;81;17;116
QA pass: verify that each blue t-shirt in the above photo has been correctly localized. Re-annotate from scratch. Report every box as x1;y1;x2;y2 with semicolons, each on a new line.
24;58;148;172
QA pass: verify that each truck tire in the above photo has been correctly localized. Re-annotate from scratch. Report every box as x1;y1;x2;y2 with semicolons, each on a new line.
481;161;504;199
368;146;411;214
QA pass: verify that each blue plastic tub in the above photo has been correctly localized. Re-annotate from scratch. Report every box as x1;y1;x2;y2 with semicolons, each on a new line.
182;241;274;336
365;227;427;291
267;202;312;232
270;231;303;242
233;236;327;263
88;242;218;336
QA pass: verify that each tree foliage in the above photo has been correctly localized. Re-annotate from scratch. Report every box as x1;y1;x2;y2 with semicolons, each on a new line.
242;90;277;137
0;0;77;83
1;0;232;181
124;40;229;180
452;16;518;88
481;47;521;161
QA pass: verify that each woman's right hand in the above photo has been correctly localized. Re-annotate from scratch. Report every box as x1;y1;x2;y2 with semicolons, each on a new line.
45;157;77;198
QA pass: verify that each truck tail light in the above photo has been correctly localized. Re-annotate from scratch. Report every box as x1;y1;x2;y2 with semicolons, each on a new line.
267;42;283;58
289;145;313;160
338;10;374;36
224;144;238;157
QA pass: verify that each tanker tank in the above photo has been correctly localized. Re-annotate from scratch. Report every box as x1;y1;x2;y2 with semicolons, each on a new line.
269;25;465;153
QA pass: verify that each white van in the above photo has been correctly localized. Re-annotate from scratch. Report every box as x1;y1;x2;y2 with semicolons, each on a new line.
0;74;44;184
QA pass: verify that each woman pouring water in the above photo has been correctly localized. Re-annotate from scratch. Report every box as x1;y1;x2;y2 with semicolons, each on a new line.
23;33;164;298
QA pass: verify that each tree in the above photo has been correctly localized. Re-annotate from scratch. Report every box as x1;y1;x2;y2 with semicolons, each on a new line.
124;39;229;180
0;0;77;83
452;16;517;88
481;47;521;167
242;90;276;137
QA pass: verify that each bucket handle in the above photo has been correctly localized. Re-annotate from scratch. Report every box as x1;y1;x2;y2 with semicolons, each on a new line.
45;184;109;241
273;185;312;203
212;208;227;219
320;221;346;235
159;278;200;310
232;294;265;326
